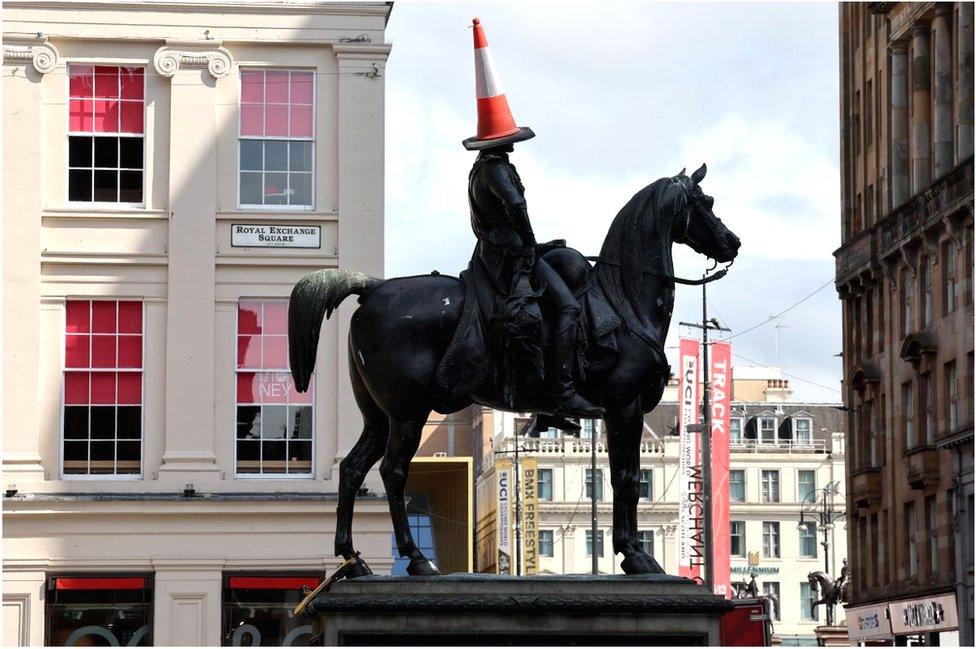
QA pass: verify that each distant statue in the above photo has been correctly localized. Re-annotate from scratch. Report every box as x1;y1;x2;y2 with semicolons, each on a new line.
287;17;740;578
807;559;851;621
736;572;760;599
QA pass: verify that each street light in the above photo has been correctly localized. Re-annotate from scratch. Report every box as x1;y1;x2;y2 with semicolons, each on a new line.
798;481;846;626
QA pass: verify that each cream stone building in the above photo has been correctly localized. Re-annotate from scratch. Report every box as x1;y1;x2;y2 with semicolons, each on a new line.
475;370;848;646
2;2;396;645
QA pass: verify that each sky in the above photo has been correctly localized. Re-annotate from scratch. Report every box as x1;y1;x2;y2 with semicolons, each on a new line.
383;2;843;402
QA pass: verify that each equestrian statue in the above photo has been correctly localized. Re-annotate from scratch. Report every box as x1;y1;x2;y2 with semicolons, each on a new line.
808;559;851;624
288;17;741;578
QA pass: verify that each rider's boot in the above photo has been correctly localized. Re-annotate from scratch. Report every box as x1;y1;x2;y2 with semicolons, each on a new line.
552;313;604;418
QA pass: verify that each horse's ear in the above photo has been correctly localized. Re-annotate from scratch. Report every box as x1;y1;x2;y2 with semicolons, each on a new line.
691;163;707;184
678;167;686;177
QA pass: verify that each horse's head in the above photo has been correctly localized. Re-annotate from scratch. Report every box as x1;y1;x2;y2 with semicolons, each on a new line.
669;164;741;264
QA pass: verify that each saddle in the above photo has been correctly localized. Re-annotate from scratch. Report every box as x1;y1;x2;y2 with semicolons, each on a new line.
435;240;623;407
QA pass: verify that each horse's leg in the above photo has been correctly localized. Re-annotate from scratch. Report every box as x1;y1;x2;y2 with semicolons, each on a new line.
605;399;664;574
380;411;440;576
334;349;390;577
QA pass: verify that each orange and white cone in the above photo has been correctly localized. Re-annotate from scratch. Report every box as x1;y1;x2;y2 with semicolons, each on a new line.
463;17;535;150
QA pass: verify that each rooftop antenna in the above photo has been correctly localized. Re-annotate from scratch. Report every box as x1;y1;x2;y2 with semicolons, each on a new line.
770;316;793;366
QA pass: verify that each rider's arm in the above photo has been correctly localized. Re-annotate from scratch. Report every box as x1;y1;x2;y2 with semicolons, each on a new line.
484;160;536;248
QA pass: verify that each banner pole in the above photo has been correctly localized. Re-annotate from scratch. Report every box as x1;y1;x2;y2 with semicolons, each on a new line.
700;277;714;594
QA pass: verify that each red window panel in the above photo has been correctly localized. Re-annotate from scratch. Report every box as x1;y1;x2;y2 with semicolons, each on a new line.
65;335;90;368
241;104;264;137
290;105;313;138
118;301;142;333
69;65;95;97
91;372;116;404
69;99;94;132
241;69;264;102
64;372;90;404
290;72;313;104
94;66;119;98
262;336;288;369
117;373;141;404
266;70;289;103
91;301;117;333
238;301;262;334
68;64;144;136
56;577;145;591
262;301;288;335
66;300;91;334
91;335;117;367
119;68;144;100
237;372;258;404
228;576;320;590
118;336;142;368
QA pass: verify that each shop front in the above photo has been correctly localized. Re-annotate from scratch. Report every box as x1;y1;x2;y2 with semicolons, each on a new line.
847;594;960;646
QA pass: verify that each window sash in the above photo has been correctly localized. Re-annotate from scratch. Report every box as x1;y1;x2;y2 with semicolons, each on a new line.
799;523;817;558
638;469;652;499
539;530;554;557
798;471;816;503
761;470;780;502
537;469;553;501
585;468;603;500
794;418;812;443
730;521;745;557
763;522;780;557
585;529;604;557
759;418;776;443
730;470;745;502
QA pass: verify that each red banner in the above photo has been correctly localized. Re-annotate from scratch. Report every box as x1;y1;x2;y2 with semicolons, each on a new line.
677;338;703;581
709;340;732;598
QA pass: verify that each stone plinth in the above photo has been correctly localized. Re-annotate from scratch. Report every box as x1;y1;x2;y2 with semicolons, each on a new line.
304;573;733;645
814;625;850;646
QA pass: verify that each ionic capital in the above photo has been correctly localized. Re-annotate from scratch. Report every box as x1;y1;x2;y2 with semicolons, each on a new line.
2;35;59;74
153;40;233;79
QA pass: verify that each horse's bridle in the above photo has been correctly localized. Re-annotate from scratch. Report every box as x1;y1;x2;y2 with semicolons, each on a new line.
586;196;733;286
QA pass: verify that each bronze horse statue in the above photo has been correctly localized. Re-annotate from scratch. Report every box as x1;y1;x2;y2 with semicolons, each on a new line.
289;164;740;577
808;560;850;621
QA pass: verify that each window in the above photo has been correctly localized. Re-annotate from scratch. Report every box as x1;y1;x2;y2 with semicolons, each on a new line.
236;300;313;475
906;502;918;577
638;469;652;500
539;530;554;557
222;574;319;646
946;361;958;432
239;69;314;208
799;522;818;558
761;470;780;503
580;419;596;439
68;65;145;204
870;513;879;586
922;260;933;326
537;468;553;501
762;522;780;558
730;469;745;502
759;417;777;444
585;468;603;501
793;417;813;444
922;373;934;445
800;581;819;622
638;530;655;558
730;521;746;557
944;242;957;315
391;494;437;574
63;300;143;476
868;401;879;467
903;381;915;448
46;575;152;646
763;581;781;621
926;495;938;574
798;470;816;503
730;417;743;444
585;529;604;557
540;427;559;439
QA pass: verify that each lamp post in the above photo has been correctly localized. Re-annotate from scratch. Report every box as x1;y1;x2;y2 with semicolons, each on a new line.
798;480;846;626
495;435;527;576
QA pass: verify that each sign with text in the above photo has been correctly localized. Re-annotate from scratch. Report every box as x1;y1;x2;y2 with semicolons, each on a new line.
888;594;958;635
677;337;703;581
709;340;732;598
846;604;892;642
521;457;539;574
495;459;513;575
231;224;321;249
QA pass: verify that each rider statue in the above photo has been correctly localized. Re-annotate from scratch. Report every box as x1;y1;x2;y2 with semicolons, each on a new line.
462;17;602;420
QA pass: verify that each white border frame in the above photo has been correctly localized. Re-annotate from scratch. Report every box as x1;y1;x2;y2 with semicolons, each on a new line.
60;299;146;481
233;298;314;479
65;62;147;209
236;68;316;212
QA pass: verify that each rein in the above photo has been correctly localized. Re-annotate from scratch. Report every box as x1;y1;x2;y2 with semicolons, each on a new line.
584;255;730;285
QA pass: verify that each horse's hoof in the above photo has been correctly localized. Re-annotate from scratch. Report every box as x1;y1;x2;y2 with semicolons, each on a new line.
621;552;664;575
406;557;441;576
342;557;373;579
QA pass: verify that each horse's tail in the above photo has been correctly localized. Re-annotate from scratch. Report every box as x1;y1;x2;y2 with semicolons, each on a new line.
289;269;382;392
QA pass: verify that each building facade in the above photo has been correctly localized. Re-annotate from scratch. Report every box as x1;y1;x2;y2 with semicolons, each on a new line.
2;2;396;645
835;2;974;644
475;370;848;646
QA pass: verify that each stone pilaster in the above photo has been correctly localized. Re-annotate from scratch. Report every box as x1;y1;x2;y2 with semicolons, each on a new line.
1;35;58;483
957;1;974;162
932;6;954;178
155;40;233;480
911;24;932;193
890;41;911;208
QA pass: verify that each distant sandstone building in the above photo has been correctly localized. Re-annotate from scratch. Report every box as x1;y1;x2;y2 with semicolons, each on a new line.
835;2;973;644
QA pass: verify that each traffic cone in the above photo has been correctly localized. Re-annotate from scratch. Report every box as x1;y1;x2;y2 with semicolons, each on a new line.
462;17;535;151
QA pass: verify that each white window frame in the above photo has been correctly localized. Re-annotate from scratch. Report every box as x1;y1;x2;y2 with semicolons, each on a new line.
761;469;780;503
792;417;813;445
65;62;147;209
800;581;819;621
60;299;145;481
762;521;781;558
759;416;777;445
797;469;817;504
234;298;315;479
539;529;554;557
638;469;652;500
237;68;316;211
763;581;781;620
537;468;553;502
585;467;603;501
585;528;604;558
730;416;744;445
799;522;818;558
730;469;746;503
637;529;654;557
730;520;746;557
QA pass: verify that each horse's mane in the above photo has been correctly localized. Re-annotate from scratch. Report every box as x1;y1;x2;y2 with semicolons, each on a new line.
594;177;686;332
